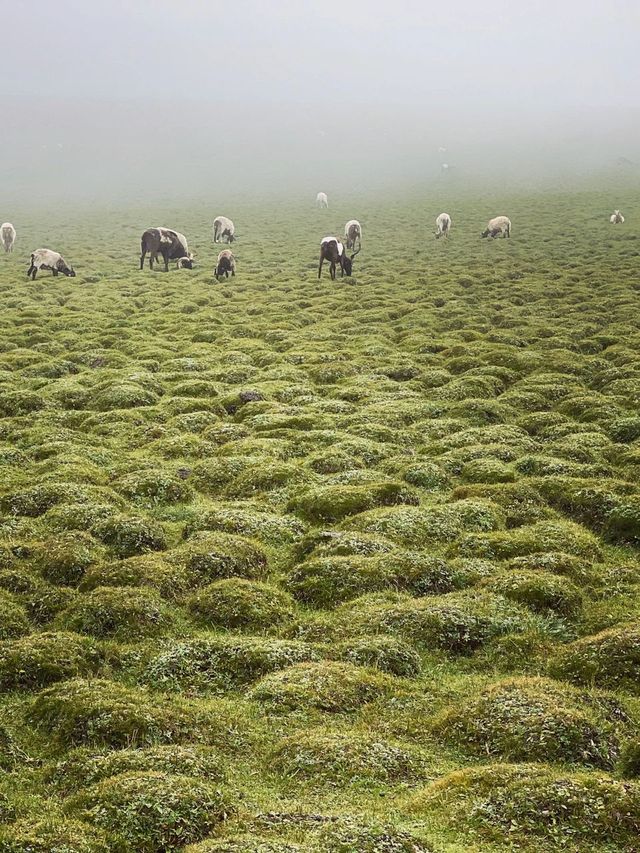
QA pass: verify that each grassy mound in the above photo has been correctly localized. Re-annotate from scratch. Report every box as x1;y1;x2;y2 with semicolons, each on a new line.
66;771;234;852
0;818;109;853
187;580;294;631
114;469;193;506
0;591;30;639
482;569;583;616
430;677;620;766
316;818;433;852
411;763;640;846
48;745;225;792
288;482;418;523
270;729;428;783
91;514;167;557
80;554;191;599
56;586;176;640
27;678;205;747
249;661;393;712
456;519;602;560
329;636;422;677
183;839;301;853
143;636;320;692
0;631;102;689
30;531;106;586
170;532;268;582
548;623;640;693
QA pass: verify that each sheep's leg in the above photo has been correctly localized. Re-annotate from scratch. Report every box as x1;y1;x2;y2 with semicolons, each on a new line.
162;250;169;272
318;255;324;279
31;268;38;280
52;268;58;276
140;249;146;270
27;263;34;279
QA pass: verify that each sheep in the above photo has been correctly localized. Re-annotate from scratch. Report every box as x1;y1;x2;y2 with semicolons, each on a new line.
344;219;362;251
213;216;235;244
1;223;16;253
316;192;329;209
215;249;236;280
27;249;75;280
318;236;360;280
140;227;191;271
435;212;452;239
481;216;511;238
610;210;625;224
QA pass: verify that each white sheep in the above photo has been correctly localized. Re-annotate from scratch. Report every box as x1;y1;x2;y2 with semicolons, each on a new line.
213;216;235;243
27;249;75;280
344;219;362;250
1;223;16;253
482;216;511;238
316;192;329;209
610;210;625;224
435;213;452;239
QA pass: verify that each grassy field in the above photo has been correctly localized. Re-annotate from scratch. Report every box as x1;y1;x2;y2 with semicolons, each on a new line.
0;186;638;852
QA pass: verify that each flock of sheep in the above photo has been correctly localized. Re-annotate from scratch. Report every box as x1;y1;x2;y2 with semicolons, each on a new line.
0;199;627;283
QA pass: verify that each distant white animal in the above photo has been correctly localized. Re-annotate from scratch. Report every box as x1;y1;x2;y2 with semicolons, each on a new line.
482;216;511;238
610;210;625;224
435;212;452;239
441;163;449;173
213;216;235;244
316;192;329;209
344;219;362;250
215;249;236;280
1;223;16;253
27;248;75;280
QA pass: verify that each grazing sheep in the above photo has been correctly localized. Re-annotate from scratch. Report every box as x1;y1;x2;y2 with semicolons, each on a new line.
140;227;191;271
318;236;360;280
344;219;362;250
316;192;329;209
215;249;236;280
435;212;452;239
610;210;625;224
1;223;16;253
27;249;75;280
481;216;512;238
213;216;235;244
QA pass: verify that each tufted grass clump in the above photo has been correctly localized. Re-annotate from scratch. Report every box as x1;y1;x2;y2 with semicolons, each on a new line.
47;744;226;792
461;458;516;484
548;623;640;693
91;514;167;557
482;569;583;616
66;771;235;853
270;728;428;784
0;482;112;518
28;678;208;747
329;635;422;677
0;631;102;690
288;482;419;523
249;661;393;712
286;555;396;608
30;531;105;586
143;636;320;692
0;817;109;853
189;506;306;545
91;383;159;411
430;677;621;767
619;739;640;778
316;818;433;852
0;591;30;639
80;553;191;599
114;469;193;506
455;519;602;560
0;389;46;417
183;839;302;852
188;579;294;631
170;531;268;582
56;585;176;640
410;763;640;846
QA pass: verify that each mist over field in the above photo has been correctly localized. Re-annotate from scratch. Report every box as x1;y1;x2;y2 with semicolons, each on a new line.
2;0;639;203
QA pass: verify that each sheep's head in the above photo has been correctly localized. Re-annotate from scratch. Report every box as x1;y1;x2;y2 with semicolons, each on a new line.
481;228;490;238
65;267;76;277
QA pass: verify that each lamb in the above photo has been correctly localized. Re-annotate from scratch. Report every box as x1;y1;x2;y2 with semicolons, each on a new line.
481;216;511;238
344;219;362;250
610;210;625;224
213;216;235;244
318;236;360;280
140;227;191;271
27;249;75;280
435;212;452;239
215;249;236;280
316;192;329;209
1;223;16;253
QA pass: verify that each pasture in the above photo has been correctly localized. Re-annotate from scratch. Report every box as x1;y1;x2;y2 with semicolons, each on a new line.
0;186;639;852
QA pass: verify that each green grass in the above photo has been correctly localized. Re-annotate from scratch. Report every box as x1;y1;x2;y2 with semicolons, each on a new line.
0;186;639;851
